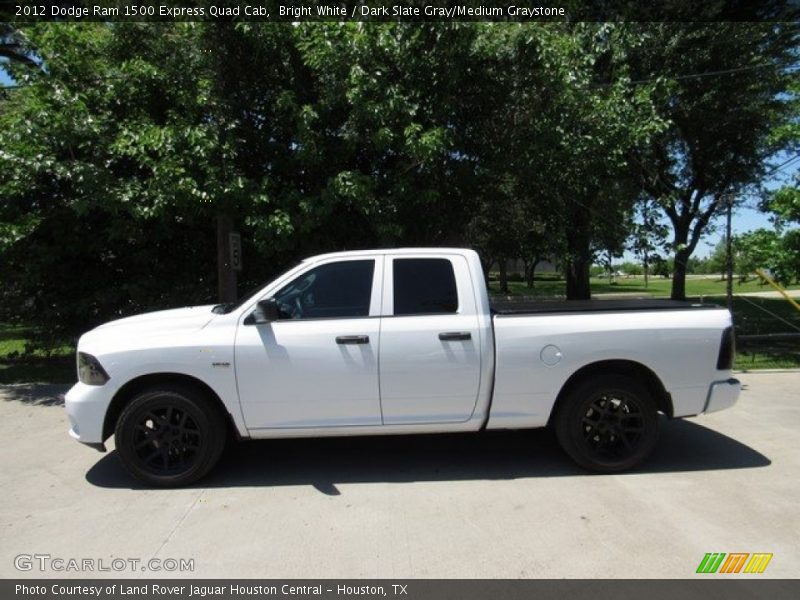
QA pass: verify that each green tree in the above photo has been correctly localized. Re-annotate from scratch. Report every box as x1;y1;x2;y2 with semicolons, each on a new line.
620;261;644;276
520;217;563;289
734;229;774;281
0;22;488;339
463;23;663;299
0;23;307;340
295;23;479;247
628;199;669;287
759;168;800;285
629;18;799;299
704;239;730;277
545;24;663;299
764;173;800;225
779;229;800;283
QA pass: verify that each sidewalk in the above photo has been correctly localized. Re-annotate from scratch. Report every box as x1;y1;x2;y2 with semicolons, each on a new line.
733;289;800;299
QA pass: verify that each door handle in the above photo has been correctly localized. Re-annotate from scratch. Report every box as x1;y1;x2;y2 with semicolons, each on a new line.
336;335;370;345
438;332;472;341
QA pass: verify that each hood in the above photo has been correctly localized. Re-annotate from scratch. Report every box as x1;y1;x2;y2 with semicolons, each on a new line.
90;305;217;337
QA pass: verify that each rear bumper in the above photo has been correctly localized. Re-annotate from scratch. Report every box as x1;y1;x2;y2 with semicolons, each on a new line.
703;378;741;414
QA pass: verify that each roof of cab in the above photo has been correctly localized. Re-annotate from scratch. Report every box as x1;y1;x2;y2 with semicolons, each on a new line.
303;247;475;262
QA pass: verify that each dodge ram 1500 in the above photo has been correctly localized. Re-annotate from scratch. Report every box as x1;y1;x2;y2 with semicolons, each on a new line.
65;248;740;486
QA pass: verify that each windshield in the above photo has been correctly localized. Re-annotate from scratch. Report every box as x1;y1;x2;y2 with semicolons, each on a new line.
212;262;302;314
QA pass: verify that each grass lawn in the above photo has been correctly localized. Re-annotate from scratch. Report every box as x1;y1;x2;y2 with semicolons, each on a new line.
700;295;800;370
0;323;74;384
489;274;800;298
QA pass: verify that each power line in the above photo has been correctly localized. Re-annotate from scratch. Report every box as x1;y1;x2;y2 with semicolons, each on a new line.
2;58;799;91
632;61;800;86
765;154;800;177
585;61;800;89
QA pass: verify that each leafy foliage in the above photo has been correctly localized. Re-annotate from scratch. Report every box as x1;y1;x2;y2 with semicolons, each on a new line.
764;173;800;225
735;228;800;284
628;19;799;298
1;19;798;348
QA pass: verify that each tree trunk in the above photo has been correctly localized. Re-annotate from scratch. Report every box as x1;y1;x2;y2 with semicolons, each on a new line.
565;214;592;300
522;259;532;288
498;259;509;294
216;212;238;303
669;192;723;299
643;250;649;289
670;217;693;300
671;247;690;300
525;258;540;289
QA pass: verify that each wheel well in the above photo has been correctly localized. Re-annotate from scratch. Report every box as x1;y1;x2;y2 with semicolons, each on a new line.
548;360;673;426
102;373;236;441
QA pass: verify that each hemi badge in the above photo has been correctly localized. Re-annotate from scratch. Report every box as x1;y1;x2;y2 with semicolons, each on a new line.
211;362;231;368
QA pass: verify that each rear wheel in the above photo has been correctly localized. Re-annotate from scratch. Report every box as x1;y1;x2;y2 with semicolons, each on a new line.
114;385;226;487
554;374;659;472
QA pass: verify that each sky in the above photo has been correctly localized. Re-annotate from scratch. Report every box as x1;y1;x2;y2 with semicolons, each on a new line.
692;154;798;258
1;64;795;259
696;206;772;258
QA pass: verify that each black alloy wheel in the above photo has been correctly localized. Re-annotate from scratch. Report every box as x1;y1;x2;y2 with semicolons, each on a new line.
132;405;202;474
555;374;659;472
115;386;226;487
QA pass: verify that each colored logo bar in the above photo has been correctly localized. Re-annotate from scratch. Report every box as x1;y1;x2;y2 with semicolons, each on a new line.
696;553;773;574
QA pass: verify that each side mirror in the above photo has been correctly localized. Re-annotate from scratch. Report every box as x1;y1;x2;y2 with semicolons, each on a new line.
251;298;280;324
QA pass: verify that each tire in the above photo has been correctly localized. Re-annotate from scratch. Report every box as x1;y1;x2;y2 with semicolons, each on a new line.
554;374;659;473
114;385;227;487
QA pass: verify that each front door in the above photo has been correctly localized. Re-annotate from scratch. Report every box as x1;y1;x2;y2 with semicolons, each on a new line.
235;257;383;429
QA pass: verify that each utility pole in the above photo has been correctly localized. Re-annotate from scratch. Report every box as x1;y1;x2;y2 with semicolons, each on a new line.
725;195;734;312
216;212;238;303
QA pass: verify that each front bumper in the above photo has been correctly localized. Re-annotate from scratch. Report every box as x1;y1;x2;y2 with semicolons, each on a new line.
64;381;115;448
703;378;741;414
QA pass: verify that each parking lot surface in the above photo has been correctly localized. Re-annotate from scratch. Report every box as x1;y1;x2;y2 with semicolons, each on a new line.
1;372;798;578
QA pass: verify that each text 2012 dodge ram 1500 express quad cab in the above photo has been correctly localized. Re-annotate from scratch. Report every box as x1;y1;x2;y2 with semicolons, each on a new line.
65;248;740;486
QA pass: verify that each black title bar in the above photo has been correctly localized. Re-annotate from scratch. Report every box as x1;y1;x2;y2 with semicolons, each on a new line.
2;0;798;22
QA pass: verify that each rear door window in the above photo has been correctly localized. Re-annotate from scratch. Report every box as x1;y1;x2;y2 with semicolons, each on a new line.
393;258;458;316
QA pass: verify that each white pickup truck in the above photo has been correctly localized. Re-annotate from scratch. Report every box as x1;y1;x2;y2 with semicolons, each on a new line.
65;248;740;486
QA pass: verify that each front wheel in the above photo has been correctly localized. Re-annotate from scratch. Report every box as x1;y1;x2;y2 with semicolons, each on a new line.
114;385;226;487
554;374;659;473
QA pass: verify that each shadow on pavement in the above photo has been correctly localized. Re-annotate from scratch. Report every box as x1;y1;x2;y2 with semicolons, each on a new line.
85;418;770;492
0;383;68;406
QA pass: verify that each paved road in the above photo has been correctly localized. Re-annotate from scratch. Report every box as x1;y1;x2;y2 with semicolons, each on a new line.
733;289;800;299
591;290;800;300
1;373;798;579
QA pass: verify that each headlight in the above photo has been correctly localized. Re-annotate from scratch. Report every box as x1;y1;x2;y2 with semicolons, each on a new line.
77;352;110;386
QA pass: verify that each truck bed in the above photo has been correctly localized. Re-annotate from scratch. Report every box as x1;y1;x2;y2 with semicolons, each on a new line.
491;298;719;315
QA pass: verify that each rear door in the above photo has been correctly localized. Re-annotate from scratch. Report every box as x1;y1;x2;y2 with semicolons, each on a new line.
378;254;482;424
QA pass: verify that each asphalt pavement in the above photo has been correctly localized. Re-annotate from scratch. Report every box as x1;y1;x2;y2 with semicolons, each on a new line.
1;372;798;578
